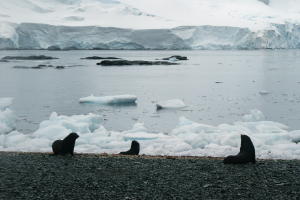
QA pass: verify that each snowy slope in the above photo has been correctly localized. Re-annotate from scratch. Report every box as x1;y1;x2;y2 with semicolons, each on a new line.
0;0;176;29
1;0;300;30
1;0;300;50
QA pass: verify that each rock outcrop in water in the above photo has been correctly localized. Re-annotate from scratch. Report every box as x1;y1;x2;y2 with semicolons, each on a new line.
2;55;58;60
162;55;188;61
81;56;120;60
13;64;81;69
97;60;178;66
2;22;300;50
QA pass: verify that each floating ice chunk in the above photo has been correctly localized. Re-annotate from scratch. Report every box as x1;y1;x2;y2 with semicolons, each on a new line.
156;99;186;110
0;98;16;135
79;94;137;105
259;90;270;95
288;130;300;143
33;112;103;140
1;105;300;159
242;109;265;121
0;98;13;110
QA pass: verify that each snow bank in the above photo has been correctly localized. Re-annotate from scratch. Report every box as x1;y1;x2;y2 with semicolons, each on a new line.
156;99;186;110
79;94;137;105
1;103;300;159
0;98;16;135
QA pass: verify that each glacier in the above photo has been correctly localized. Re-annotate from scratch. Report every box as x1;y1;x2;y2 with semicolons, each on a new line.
1;22;300;50
1;0;300;50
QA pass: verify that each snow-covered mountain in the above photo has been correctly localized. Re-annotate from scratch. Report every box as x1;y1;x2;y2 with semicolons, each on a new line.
1;0;300;30
1;0;300;50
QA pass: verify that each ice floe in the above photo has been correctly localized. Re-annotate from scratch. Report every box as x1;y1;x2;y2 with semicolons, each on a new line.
0;98;16;135
156;99;186;110
79;95;137;105
1;99;300;159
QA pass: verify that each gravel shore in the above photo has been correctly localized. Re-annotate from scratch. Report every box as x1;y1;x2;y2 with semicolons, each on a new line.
1;152;300;200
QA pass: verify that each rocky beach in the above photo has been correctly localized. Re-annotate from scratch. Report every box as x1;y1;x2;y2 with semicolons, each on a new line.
1;152;299;200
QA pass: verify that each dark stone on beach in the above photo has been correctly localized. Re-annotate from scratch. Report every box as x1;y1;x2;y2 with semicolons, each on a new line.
2;55;58;60
97;60;179;66
55;66;65;69
119;140;140;155
162;55;188;61
223;135;256;164
0;151;300;200
81;56;120;60
52;133;79;156
1;152;300;200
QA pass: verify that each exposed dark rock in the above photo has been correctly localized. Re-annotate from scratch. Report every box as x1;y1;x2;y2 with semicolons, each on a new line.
258;0;269;5
119;140;140;155
97;60;179;66
81;56;120;60
223;135;256;164
162;55;188;61
47;45;61;51
55;66;65;69
2;55;58;60
62;46;80;50
0;59;9;62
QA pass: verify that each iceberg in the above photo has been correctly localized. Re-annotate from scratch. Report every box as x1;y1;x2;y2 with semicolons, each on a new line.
156;99;186;110
79;94;137;105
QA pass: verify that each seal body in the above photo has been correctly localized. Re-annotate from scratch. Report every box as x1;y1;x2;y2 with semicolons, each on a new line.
224;135;256;164
119;140;140;155
52;132;79;155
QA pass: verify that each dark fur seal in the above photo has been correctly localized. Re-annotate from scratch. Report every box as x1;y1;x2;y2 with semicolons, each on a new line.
223;135;256;164
119;140;140;155
52;132;79;155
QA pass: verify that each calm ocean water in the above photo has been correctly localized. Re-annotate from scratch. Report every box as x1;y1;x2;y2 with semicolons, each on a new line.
1;50;300;133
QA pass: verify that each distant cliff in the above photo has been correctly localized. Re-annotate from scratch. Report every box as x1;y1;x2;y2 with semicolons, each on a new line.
1;22;300;50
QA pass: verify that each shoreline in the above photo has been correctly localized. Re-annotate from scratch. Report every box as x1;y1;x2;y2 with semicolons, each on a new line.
1;151;300;199
1;151;300;161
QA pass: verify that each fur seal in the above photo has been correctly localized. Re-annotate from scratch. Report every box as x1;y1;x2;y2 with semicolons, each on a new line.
223;135;256;164
119;140;140;155
52;132;79;155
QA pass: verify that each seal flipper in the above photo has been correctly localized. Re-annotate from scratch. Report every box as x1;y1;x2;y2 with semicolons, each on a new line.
223;134;256;164
119;140;140;155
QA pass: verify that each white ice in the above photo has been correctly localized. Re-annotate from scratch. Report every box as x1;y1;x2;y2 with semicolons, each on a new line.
1;0;300;30
1;99;300;159
156;99;186;110
0;98;16;135
79;94;137;105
